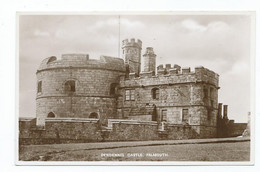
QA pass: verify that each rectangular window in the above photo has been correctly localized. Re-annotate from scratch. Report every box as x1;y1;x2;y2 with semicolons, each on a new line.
125;89;135;101
203;88;208;98
125;90;130;100
155;89;159;99
161;110;167;122
37;81;42;93
182;109;189;123
152;88;159;99
130;90;135;100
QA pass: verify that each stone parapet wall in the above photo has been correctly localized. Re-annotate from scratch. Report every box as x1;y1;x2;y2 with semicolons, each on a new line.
121;66;219;88
19;118;199;145
107;122;160;141
19;118;103;145
127;115;153;121
196;126;217;138
38;55;126;72
165;124;199;140
227;123;247;137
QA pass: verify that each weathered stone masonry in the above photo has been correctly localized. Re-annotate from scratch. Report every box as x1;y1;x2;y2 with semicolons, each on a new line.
118;65;219;138
19;38;246;145
36;54;125;125
19;118;198;145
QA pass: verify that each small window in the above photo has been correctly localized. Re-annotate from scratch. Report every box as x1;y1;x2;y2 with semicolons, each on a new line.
203;87;208;99
37;81;42;93
210;87;214;98
47;112;55;118
182;109;189;123
65;80;75;92
89;112;98;118
130;90;135;100
125;90;130;100
110;83;117;95
207;109;211;120
161;110;167;122
125;89;135;101
151;88;159;99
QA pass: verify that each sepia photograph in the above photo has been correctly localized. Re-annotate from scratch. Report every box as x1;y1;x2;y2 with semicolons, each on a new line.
17;12;254;165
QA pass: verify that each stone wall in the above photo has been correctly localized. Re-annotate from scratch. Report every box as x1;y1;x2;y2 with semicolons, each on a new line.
197;126;217;138
107;121;160;141
19;118;103;145
227;122;247;137
19;118;199;145
127;115;152;121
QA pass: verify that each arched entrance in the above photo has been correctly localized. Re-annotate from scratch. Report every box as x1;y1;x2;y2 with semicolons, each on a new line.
47;112;55;118
89;112;98;118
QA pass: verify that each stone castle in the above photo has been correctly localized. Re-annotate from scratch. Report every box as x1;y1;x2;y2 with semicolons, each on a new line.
19;38;248;145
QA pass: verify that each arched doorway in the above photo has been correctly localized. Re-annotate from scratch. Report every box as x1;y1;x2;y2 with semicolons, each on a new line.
47;112;55;118
89;112;98;118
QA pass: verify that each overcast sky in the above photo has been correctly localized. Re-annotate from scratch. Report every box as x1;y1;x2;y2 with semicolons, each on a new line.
19;14;252;122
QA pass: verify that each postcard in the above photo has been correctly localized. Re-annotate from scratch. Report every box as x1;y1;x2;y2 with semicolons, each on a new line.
17;12;255;165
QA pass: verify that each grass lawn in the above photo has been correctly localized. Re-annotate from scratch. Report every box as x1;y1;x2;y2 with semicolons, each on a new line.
19;140;250;161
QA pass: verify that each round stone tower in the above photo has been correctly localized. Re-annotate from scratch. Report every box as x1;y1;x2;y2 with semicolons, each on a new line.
122;38;142;75
142;47;156;74
36;54;126;126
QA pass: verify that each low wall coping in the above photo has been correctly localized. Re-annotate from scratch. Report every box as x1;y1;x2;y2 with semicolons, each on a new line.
117;122;158;126
19;117;35;121
45;118;99;123
108;119;157;128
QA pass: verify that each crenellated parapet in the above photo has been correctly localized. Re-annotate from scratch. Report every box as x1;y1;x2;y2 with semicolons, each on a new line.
122;38;142;48
37;54;126;72
121;64;219;88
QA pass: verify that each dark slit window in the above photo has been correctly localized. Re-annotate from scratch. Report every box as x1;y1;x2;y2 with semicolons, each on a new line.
152;88;159;99
37;81;42;93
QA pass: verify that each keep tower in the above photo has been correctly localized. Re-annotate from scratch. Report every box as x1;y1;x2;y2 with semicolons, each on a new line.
122;38;142;75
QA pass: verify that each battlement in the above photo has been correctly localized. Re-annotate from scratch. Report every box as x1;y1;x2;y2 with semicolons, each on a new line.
155;64;218;77
37;54;126;72
122;64;219;87
122;38;142;48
